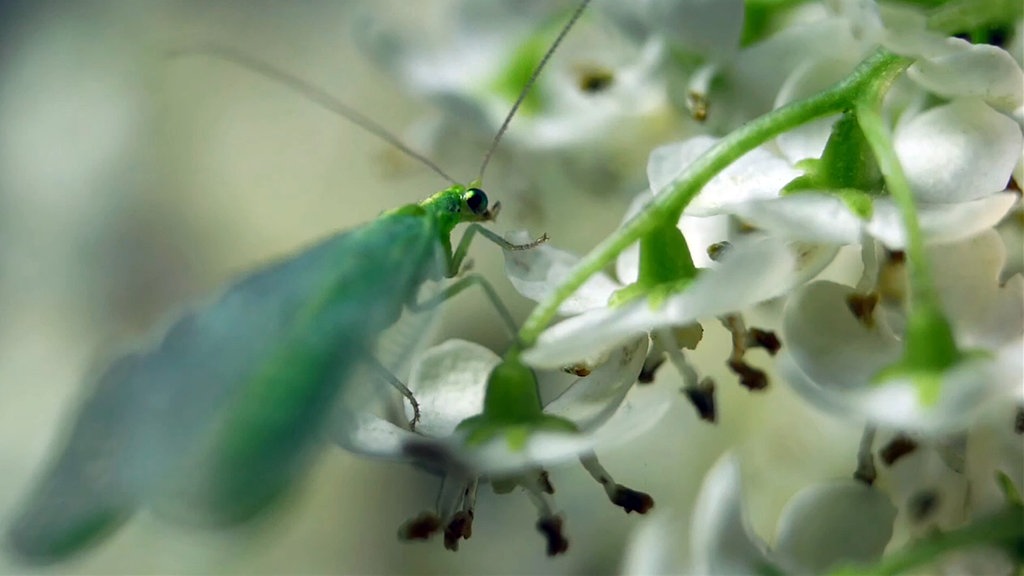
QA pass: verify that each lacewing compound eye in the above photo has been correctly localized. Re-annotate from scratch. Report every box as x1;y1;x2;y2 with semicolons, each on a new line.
465;187;489;216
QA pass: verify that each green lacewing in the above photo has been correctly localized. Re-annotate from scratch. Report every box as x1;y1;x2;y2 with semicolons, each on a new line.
7;0;591;564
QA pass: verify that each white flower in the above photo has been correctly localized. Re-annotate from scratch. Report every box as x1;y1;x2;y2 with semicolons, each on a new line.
334;337;663;473
352;1;683;200
643;0;1022;255
779;231;1024;435
621;453;896;575
521;235;793;369
646;98;1021;250
331;337;671;553
504;193;797;370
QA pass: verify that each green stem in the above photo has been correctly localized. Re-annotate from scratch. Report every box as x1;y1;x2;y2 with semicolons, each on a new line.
831;504;1024;576
853;76;932;308
855;60;962;378
517;48;911;347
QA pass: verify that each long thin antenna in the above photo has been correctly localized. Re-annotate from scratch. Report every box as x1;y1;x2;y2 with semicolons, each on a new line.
168;45;458;186
476;0;592;183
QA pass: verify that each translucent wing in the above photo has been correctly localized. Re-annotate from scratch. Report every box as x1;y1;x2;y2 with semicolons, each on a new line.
7;213;439;563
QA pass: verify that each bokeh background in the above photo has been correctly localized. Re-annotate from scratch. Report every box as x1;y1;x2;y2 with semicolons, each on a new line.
0;2;864;574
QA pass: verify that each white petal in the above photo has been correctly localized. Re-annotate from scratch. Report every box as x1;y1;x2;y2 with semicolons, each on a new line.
504;230;621;314
773;481;896;573
645;0;744;57
931;231;1024;348
617;199;732;282
734;194;866;245
717;16;860;119
525;236;795;367
679;214;733;269
866;194;1017;249
774;55;859;164
453;384;674;476
649;139;800;216
781;282;1007;434
330;407;418;460
995;200;1024;283
783;280;901;393
738;191;1016;250
405;340;499;437
877;7;941;58
543;337;648;431
523;301;656;369
647;136;717;195
615;192;656;284
691;455;770;575
908;39;1024;112
895;99;1023;203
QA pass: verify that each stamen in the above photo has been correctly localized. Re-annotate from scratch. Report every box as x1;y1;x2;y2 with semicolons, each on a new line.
879;433;918;467
444;480;478;551
748;328;781;355
398;512;442;541
686;62;716;122
436;474;469;522
877;249;907;306
521;472;570;556
396;472;472;547
719;314;776;391
656;329;716;421
846;292;880;328
853;425;878;485
907;490;940;523
580;454;654;514
638;352;665;384
706;241;732;262
538;470;556;495
536;515;570;556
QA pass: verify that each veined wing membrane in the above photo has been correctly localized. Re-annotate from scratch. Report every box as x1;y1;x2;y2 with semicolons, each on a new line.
10;212;439;560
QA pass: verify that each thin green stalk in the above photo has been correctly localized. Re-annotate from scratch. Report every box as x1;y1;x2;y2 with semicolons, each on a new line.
517;48;912;347
855;100;935;308
830;504;1024;576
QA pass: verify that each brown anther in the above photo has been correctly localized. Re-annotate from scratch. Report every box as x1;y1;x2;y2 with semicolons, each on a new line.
878;250;908;305
536;516;570;556
576;66;615;93
846;292;880;328
443;511;474;551
687;90;709;122
398;512;442;541
853;465;877;486
1015;406;1024;435
538;470;555;495
612;486;655;514
683;378;717;423
879;434;918;466
638;353;666;384
564;363;591;377
886;249;906;263
748;328;781;355
908;490;939;523
706;241;732;262
728;359;769;391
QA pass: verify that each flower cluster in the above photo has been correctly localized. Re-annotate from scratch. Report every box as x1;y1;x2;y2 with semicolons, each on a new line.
339;0;1024;569
5;0;1022;572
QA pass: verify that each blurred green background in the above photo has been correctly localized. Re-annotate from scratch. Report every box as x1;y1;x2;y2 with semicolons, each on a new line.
0;1;863;574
